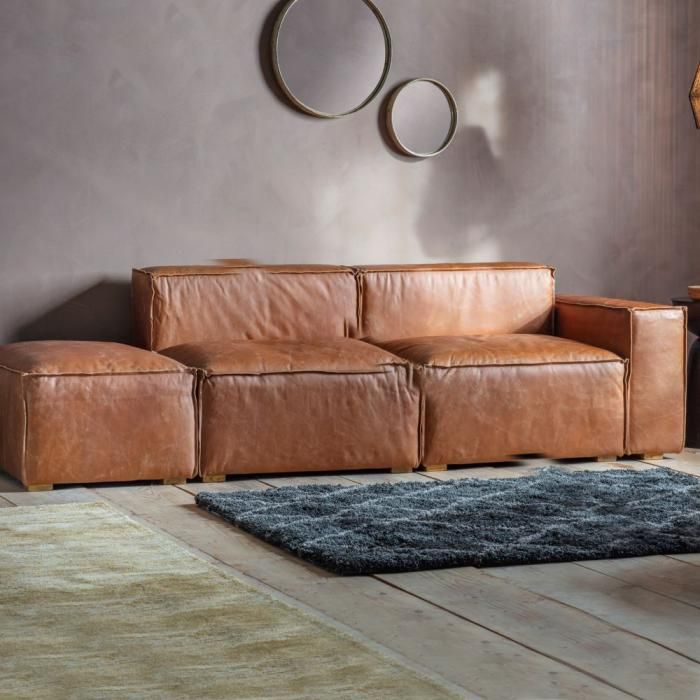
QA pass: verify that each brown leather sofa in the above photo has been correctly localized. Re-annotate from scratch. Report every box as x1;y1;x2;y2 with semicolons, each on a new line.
131;262;687;479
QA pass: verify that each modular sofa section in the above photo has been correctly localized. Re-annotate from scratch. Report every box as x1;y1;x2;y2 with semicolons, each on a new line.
162;338;420;475
556;296;687;456
0;341;197;488
379;334;626;465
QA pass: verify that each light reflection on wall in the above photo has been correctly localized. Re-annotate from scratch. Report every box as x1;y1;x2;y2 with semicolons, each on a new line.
464;224;502;262
462;69;505;158
313;147;434;262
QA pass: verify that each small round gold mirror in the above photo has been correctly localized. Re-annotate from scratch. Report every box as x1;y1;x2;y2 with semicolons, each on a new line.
386;79;458;157
271;0;391;119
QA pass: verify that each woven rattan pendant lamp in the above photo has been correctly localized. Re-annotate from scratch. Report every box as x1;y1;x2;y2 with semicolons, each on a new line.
691;62;700;127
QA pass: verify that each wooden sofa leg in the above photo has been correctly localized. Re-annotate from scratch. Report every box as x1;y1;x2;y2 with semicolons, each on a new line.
595;456;619;462
26;484;53;492
202;474;226;483
422;464;448;472
159;479;186;486
637;454;664;460
390;466;413;474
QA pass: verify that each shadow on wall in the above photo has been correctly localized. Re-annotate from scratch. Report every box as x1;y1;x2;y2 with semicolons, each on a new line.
258;0;514;258
416;124;510;259
12;280;133;344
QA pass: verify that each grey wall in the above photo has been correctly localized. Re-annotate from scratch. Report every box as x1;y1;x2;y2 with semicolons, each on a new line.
1;0;699;343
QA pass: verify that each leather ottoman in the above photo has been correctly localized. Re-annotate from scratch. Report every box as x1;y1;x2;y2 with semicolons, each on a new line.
0;341;197;490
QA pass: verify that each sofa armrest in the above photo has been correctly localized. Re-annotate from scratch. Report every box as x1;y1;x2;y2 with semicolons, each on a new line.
555;295;686;456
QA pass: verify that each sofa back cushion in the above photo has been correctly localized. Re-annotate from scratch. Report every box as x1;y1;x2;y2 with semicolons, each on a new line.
356;263;555;341
132;265;358;350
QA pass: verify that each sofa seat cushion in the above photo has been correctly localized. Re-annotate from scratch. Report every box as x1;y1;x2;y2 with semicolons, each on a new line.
160;338;408;376
160;339;419;475
0;340;184;375
376;334;621;368
374;334;626;465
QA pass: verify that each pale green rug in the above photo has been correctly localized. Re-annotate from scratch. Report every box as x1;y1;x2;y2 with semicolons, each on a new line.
0;502;459;699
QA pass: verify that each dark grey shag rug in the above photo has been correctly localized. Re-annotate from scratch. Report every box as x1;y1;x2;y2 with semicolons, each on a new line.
195;468;700;575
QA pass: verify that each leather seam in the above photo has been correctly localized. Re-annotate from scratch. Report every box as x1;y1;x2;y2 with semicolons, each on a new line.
265;269;353;275
549;267;556;335
20;374;28;486
354;268;364;338
625;311;635;453
556;299;679;312
132;268;157;349
0;363;25;376
353;264;555;273
198;367;409;378
137;269;354;278
415;359;625;370
417;368;425;467
17;370;192;379
193;370;203;478
622;357;631;456
147;270;156;351
152;276;166;351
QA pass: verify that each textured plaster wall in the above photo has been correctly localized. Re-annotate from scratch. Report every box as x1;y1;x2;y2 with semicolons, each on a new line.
1;0;699;342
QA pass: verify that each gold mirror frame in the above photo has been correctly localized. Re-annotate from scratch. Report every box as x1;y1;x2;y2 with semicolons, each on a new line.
271;0;392;119
386;78;458;158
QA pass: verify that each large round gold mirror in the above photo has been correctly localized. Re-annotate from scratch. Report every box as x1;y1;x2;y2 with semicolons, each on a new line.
386;78;458;158
272;0;391;119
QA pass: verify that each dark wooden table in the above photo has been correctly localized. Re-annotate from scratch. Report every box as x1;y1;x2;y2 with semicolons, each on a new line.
672;297;700;448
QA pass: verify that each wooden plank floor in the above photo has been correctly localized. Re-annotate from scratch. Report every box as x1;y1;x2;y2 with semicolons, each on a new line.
3;451;700;699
